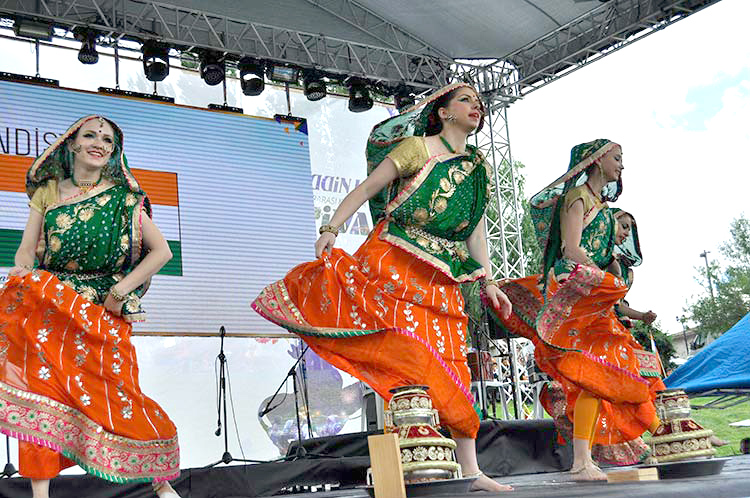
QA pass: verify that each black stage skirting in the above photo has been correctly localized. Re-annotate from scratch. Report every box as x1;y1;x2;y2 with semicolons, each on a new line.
0;419;569;497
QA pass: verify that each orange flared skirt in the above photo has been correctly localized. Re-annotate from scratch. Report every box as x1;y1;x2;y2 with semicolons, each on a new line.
493;265;664;464
252;221;478;438
0;271;179;482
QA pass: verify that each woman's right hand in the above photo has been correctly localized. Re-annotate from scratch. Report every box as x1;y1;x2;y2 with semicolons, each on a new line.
7;266;31;278
315;232;337;258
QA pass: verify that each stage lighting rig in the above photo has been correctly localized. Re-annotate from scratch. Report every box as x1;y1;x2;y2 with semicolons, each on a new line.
200;52;225;86
142;40;170;82
13;19;52;41
238;57;265;96
74;28;99;65
347;77;373;113
269;64;299;83
302;71;326;101
393;85;415;112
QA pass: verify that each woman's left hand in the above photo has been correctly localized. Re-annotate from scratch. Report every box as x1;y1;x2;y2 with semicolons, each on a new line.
103;293;124;316
486;284;512;320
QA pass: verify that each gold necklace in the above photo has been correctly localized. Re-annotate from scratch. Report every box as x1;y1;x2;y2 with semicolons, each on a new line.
71;173;102;193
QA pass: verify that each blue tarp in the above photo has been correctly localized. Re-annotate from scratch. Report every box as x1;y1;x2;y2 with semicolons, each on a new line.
665;312;750;392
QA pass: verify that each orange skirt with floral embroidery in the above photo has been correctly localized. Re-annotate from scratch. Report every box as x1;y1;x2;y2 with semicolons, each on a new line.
252;221;478;438
494;266;665;464
0;271;179;483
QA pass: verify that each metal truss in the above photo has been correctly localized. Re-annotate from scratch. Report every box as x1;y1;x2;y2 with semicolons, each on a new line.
490;337;541;420
0;0;454;89
473;96;525;281
480;0;720;99
303;0;451;59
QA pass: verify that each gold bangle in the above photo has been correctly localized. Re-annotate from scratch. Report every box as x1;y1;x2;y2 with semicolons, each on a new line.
109;286;127;302
19;264;33;271
318;224;339;236
483;278;500;288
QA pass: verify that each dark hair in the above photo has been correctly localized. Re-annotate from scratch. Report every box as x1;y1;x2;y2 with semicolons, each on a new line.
424;88;485;136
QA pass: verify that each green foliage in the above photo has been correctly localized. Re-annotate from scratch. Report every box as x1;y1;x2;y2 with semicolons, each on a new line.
461;160;542;335
684;216;750;339
630;321;676;371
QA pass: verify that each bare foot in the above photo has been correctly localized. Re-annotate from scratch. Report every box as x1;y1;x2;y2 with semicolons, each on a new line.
569;462;607;482
469;472;513;492
153;481;181;498
710;435;728;447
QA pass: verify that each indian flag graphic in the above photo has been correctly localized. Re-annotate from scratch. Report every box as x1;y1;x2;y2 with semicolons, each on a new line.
0;154;183;276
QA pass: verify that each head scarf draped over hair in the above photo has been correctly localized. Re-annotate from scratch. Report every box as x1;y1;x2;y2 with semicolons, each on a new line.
530;139;622;280
612;208;642;268
25;115;147;208
365;82;484;222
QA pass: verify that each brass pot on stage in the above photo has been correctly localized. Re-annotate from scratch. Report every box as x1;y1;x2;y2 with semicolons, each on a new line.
368;385;462;484
647;389;716;463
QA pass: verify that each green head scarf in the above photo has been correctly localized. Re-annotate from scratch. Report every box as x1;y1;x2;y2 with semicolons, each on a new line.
365;82;483;222
612;207;642;268
26;115;149;212
530;139;622;280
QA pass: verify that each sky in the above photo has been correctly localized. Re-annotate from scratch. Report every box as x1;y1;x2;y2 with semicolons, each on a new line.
507;0;750;335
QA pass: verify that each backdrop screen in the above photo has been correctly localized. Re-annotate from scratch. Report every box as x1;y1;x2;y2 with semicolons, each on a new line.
0;80;316;336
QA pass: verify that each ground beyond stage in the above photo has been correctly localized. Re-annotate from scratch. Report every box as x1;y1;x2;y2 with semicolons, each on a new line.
0;421;747;497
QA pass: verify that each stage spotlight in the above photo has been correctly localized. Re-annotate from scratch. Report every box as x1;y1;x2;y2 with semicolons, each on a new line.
74;28;99;65
200;52;225;86
238;57;265;96
13;19;52;41
394;86;415;112
302;72;326;101
142;40;170;82
347;78;373;113
269;64;299;83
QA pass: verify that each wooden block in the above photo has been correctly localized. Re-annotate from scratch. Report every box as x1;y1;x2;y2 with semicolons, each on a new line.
367;433;406;498
606;467;659;483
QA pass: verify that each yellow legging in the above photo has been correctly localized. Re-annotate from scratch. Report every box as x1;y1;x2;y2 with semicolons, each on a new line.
573;391;661;447
573;391;601;443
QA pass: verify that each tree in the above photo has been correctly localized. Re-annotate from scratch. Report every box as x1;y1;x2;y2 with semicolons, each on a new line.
683;216;750;339
631;321;676;372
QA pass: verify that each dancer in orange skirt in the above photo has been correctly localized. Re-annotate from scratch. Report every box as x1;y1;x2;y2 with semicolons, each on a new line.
253;83;513;492
490;140;665;480
1;116;180;497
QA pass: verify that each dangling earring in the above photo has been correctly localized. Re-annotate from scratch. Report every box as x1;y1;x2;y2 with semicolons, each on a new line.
445;114;457;122
71;144;82;154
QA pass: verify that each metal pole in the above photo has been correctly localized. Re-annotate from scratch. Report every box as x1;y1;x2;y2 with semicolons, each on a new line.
699;250;715;302
35;39;40;77
285;82;292;115
678;316;689;357
114;44;120;89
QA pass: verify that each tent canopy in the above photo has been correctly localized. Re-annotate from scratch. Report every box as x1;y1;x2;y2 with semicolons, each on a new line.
166;0;603;60
665;312;750;393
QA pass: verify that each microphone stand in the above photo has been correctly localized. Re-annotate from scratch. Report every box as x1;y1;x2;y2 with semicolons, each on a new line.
207;326;265;467
0;435;16;478
259;344;332;460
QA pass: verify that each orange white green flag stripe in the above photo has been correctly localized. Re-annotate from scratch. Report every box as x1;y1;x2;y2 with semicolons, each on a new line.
0;153;182;276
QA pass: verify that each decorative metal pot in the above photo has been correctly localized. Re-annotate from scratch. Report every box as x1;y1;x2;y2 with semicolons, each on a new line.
647;389;716;463
368;385;462;484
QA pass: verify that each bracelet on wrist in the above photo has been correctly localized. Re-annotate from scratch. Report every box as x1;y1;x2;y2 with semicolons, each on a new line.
482;278;501;288
319;224;339;236
19;264;33;271
109;286;127;302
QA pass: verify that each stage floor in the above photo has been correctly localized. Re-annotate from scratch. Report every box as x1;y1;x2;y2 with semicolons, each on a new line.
279;454;750;498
